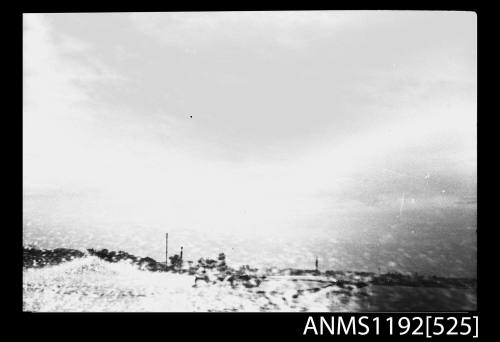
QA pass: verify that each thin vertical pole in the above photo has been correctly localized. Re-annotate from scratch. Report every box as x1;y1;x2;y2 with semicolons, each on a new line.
165;233;168;265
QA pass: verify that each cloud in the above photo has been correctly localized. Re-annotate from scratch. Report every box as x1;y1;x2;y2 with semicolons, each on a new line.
23;14;133;190
23;12;476;244
128;11;367;51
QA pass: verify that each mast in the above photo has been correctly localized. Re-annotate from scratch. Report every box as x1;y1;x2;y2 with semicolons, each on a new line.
165;233;169;265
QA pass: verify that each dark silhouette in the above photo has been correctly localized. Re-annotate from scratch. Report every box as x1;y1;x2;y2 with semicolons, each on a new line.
23;246;476;290
169;254;183;269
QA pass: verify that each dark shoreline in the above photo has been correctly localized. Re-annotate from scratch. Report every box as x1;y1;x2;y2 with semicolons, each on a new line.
23;246;476;290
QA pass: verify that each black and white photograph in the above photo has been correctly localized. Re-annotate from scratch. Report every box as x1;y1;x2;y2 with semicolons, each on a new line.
22;11;477;312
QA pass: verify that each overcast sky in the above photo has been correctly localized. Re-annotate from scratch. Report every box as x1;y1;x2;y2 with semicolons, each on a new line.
23;12;476;243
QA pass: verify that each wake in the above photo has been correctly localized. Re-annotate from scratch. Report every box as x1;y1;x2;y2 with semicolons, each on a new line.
23;256;363;312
